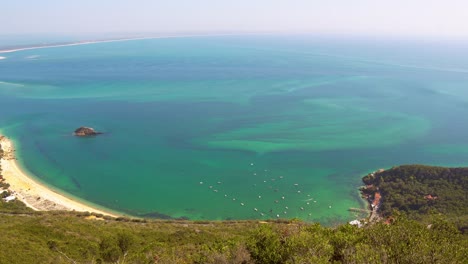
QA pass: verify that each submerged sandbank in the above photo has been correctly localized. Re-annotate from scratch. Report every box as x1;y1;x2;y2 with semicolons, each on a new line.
0;135;120;217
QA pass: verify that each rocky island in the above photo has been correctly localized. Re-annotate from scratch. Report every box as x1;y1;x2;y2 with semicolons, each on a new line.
73;127;103;136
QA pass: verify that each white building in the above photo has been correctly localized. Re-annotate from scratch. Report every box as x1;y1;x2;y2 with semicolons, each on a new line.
4;195;16;202
349;219;363;228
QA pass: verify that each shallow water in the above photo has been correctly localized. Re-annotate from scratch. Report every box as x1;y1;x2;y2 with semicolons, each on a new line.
1;35;468;224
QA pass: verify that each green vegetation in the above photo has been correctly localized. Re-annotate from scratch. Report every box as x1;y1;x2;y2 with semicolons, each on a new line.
0;209;465;263
362;165;468;232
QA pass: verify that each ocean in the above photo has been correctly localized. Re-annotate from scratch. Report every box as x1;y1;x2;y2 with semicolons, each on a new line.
1;35;468;224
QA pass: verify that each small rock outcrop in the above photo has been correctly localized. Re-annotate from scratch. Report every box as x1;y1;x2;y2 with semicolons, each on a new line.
74;127;102;136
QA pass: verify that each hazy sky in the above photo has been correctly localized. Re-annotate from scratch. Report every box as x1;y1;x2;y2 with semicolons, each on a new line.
2;0;468;38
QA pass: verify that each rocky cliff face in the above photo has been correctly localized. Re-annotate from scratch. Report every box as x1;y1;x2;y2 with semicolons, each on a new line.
74;127;102;136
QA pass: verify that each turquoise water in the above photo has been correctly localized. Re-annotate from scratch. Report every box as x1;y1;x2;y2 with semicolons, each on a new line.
1;35;468;224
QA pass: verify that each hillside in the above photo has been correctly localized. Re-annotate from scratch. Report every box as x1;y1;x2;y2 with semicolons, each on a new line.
361;165;468;232
0;208;466;263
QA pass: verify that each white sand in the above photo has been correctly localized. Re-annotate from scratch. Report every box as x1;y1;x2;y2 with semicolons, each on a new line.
0;135;119;217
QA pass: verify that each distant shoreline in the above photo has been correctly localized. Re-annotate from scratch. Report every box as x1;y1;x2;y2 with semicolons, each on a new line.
0;134;120;217
0;33;247;55
0;36;169;54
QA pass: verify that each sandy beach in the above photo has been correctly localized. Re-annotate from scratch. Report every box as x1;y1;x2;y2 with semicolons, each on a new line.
0;135;118;217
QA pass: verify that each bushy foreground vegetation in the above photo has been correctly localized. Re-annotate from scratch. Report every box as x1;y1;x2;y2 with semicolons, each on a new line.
0;208;466;263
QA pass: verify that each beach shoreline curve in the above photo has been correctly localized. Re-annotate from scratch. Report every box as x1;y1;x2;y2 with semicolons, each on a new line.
0;134;120;217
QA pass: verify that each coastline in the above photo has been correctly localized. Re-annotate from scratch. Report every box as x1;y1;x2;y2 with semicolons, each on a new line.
0;36;170;54
359;169;385;222
0;135;119;217
0;33;248;55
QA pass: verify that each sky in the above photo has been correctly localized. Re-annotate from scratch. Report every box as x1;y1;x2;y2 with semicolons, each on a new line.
1;0;468;39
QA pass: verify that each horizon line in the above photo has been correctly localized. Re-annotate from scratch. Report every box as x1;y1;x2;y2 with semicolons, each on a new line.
1;31;468;54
